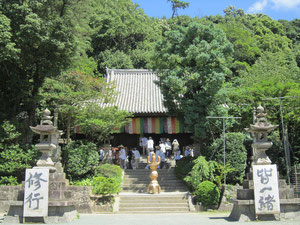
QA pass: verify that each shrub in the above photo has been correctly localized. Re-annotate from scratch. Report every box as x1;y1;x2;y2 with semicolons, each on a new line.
0;176;19;185
62;141;99;180
209;132;247;184
194;181;220;207
0;121;39;183
184;156;216;191
70;178;93;186
92;176;121;195
174;156;194;180
95;164;123;184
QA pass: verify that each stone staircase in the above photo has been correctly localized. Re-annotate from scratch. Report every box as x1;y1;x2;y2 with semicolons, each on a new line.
118;159;192;213
122;168;187;193
118;193;191;213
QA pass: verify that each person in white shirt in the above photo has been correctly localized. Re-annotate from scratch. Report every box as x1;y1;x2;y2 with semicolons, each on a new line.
140;137;148;155
159;141;166;154
132;148;140;170
172;139;179;151
119;145;127;170
147;137;154;154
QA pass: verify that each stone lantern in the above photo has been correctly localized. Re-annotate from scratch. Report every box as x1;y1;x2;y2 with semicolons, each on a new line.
30;109;57;172
247;105;278;165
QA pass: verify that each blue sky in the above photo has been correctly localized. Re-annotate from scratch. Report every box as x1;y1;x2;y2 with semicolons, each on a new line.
132;0;300;21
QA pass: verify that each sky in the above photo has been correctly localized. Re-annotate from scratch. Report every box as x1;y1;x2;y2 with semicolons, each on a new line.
132;0;300;21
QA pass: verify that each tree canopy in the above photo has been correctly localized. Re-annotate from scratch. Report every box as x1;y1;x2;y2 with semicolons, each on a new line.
152;19;233;140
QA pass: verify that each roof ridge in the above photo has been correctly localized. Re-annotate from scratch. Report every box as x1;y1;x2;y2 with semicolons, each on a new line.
107;68;154;73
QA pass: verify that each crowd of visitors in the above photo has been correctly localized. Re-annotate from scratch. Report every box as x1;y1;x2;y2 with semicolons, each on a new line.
98;137;194;170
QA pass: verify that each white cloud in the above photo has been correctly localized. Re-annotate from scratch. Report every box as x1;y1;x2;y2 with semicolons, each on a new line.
270;0;300;9
248;0;268;13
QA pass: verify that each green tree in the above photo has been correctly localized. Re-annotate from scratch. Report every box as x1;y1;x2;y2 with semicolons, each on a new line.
184;156;216;190
0;0;76;142
39;71;116;142
75;104;131;142
208;132;247;184
167;0;190;18
0;121;39;184
62;140;99;180
88;0;162;74
152;21;233;141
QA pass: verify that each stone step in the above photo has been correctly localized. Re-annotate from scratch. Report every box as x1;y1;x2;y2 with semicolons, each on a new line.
119;207;189;212
125;172;177;176
124;173;177;176
123;180;184;185
120;202;188;207
121;188;187;193
123;174;179;180
120;199;188;203
124;173;177;177
125;168;175;172
122;183;186;188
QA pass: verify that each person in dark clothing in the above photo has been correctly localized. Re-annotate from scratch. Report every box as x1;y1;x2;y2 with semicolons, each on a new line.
127;148;133;169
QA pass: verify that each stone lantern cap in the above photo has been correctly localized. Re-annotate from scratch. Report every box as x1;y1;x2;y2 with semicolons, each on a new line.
30;125;57;135
248;105;278;134
30;109;57;134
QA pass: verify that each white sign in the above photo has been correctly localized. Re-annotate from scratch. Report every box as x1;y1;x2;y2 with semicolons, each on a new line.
253;165;280;215
23;168;49;217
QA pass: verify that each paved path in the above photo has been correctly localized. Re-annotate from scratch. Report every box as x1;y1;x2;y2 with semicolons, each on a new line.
2;212;299;225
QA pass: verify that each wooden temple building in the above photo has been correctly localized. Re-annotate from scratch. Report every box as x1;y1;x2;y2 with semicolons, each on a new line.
77;68;192;148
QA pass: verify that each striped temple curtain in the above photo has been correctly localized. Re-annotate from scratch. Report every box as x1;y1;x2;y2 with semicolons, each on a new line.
121;117;184;134
75;117;185;134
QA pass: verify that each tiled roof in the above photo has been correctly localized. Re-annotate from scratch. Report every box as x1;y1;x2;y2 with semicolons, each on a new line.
100;69;168;114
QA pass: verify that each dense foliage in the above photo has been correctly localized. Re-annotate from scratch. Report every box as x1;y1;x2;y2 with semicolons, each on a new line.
194;181;220;207
152;19;234;140
94;163;123;184
0;121;39;184
0;0;76;141
184;156;216;190
62;141;99;181
72;164;123;196
92;176;121;195
207;132;247;184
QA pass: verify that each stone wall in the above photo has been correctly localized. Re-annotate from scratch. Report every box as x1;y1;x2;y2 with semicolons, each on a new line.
0;186;23;213
0;185;93;214
218;185;240;211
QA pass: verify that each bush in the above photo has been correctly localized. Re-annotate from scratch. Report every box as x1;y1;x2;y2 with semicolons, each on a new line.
0;176;19;185
194;181;220;207
0;121;39;183
209;132;247;184
95;164;123;184
174;156;194;180
70;177;93;186
62;141;99;180
92;176;121;195
184;156;216;191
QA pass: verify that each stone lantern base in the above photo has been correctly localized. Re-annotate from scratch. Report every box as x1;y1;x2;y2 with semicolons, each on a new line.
229;169;300;221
